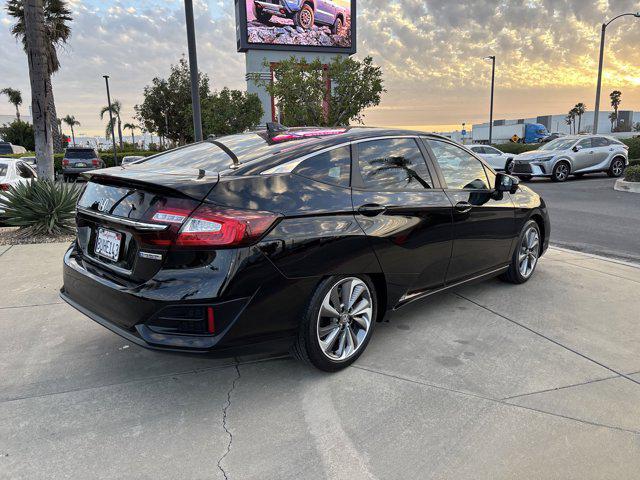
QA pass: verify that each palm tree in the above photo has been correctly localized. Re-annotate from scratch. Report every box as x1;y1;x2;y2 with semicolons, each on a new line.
62;114;79;145
123;122;137;147
610;90;622;130
565;115;573;134
100;100;123;148
574;102;586;133
0;87;23;120
608;112;617;132
7;0;72;154
567;108;577;134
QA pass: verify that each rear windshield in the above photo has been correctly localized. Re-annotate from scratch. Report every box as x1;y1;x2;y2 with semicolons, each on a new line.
0;162;8;177
0;144;12;154
65;149;97;159
138;133;327;171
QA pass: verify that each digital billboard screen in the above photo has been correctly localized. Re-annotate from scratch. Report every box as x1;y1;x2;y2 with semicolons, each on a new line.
236;0;355;54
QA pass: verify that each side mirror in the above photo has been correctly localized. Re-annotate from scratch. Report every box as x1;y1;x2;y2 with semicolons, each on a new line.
495;173;519;194
572;145;581;152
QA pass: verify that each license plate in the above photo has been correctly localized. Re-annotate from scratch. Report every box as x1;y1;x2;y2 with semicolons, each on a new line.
95;228;122;262
75;162;87;167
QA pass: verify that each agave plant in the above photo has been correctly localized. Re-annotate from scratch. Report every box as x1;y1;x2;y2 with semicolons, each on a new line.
0;180;80;237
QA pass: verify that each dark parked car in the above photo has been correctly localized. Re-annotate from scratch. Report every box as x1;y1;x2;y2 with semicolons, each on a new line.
61;127;550;371
62;147;104;181
253;0;345;32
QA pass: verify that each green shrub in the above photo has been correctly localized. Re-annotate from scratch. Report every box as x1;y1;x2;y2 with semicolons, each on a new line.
624;165;640;182
622;137;640;160
0;120;35;151
0;180;81;236
629;159;640;167
491;143;541;154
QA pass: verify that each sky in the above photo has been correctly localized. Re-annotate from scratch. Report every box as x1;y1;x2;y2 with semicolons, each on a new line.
2;0;640;136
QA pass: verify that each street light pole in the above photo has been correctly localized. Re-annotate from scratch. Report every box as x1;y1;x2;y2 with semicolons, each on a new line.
184;0;203;142
103;75;118;166
484;56;496;145
593;12;640;134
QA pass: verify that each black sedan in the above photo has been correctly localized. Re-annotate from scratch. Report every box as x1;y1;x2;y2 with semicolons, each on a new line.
61;127;550;371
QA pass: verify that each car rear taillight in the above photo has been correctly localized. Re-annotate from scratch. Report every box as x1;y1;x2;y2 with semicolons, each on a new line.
146;204;281;248
0;184;10;191
91;159;100;167
62;159;70;166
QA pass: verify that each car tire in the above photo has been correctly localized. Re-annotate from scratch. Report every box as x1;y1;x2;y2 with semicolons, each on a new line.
256;10;271;23
505;159;514;174
331;16;343;34
552;161;570;182
607;157;626;178
574;173;585;178
518;175;532;182
292;275;377;372
294;4;314;29
500;219;541;284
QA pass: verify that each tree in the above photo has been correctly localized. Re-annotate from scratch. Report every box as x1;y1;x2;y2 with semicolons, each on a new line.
135;57;210;145
100;100;124;148
565;115;573;133
7;0;72;154
123;122;137;146
574;102;586;133
252;55;385;127
62;114;79;145
1;87;23;120
201;88;262;137
0;120;35;151
566;108;577;134
608;111;617;132
610;90;622;130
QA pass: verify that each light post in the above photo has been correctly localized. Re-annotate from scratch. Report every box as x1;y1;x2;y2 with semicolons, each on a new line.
484;56;496;145
184;0;203;142
593;12;640;134
103;75;118;165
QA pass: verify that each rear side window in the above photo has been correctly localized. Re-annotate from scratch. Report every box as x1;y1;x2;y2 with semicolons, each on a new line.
0;144;12;154
592;137;609;147
293;146;351;186
427;139;490;190
65;149;97;159
0;162;8;177
357;138;433;190
576;138;592;149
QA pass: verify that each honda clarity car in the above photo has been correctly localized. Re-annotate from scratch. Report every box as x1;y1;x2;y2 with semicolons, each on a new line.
61;126;550;371
511;135;628;182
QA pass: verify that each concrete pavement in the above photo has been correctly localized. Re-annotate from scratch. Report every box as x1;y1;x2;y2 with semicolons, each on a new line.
1;243;640;479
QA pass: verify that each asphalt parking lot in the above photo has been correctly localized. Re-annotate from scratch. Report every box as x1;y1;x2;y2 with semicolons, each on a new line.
2;242;640;479
526;174;640;263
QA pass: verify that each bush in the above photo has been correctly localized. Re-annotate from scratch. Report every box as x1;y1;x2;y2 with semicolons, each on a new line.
0;120;35;151
0;180;81;236
622;137;640;160
624;165;640;182
491;143;541;154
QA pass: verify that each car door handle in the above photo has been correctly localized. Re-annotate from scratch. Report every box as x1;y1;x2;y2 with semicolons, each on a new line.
454;201;473;213
357;203;387;217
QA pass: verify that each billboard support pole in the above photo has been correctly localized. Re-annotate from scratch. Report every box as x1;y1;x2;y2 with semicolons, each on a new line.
184;0;203;142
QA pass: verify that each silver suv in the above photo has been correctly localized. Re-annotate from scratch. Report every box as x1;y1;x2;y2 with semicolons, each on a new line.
511;135;628;182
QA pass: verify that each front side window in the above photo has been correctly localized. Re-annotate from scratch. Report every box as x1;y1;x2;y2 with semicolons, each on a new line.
576;138;592;149
427;140;490;190
293;146;351;186
357;138;432;190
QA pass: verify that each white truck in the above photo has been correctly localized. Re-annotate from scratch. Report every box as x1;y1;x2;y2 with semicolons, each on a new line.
472;122;548;144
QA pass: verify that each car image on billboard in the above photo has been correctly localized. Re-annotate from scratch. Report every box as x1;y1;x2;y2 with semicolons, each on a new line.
245;0;352;50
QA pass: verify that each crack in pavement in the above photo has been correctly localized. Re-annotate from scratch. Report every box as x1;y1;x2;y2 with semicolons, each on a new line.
217;362;241;480
0;245;13;259
0;301;64;311
453;292;640;388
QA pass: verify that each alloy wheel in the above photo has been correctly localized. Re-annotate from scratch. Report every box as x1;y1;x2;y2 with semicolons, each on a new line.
612;159;624;176
518;226;539;278
316;277;373;361
300;9;312;28
555;163;569;181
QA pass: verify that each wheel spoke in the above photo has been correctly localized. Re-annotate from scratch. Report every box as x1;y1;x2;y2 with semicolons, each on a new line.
321;295;340;319
336;329;348;358
320;326;341;353
340;279;355;310
350;298;370;317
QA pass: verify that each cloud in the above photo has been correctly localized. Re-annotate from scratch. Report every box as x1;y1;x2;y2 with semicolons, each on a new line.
1;0;640;134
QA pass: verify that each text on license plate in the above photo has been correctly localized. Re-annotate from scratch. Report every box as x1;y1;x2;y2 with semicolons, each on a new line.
95;228;122;261
75;162;87;167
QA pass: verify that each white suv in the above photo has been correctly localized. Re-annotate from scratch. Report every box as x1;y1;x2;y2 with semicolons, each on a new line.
511;135;629;182
467;145;514;173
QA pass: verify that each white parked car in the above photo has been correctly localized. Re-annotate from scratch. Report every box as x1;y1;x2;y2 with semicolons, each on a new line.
0;158;38;216
467;145;515;173
121;155;144;165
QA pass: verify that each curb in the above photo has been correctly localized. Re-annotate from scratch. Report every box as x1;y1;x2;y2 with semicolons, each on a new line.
614;178;640;193
549;245;640;269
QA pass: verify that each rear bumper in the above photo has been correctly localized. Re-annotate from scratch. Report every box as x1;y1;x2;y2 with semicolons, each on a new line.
63;167;102;175
61;244;311;357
